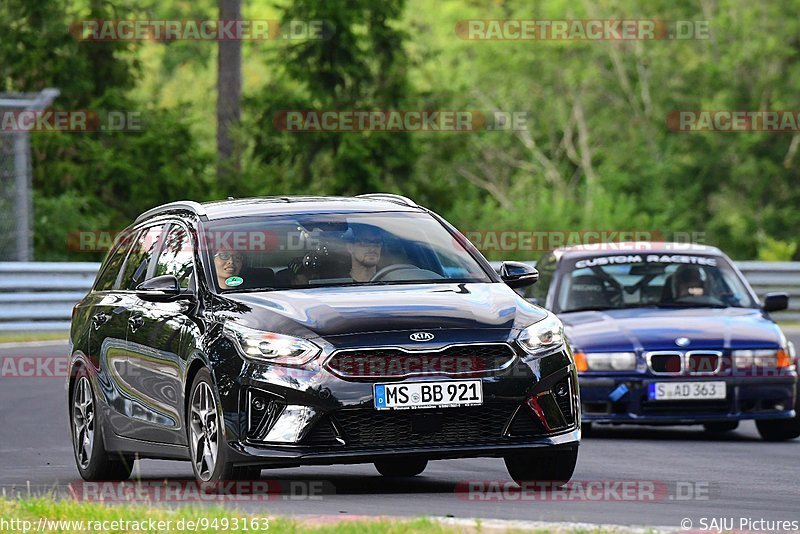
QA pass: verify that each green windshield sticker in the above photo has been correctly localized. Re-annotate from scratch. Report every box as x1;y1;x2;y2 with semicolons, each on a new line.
225;276;243;287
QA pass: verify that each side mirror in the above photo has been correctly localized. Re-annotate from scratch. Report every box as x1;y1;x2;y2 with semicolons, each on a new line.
763;292;789;313
500;261;539;289
136;275;185;301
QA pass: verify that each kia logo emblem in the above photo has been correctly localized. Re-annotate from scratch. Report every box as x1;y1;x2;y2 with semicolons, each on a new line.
409;332;435;342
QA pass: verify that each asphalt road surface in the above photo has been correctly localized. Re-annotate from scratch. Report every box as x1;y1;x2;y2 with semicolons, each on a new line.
1;337;799;528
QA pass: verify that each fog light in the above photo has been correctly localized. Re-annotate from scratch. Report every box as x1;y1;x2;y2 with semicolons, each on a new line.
555;382;570;397
263;405;317;443
252;397;266;411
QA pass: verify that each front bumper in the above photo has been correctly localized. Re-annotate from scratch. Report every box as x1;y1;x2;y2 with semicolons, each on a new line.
231;430;580;466
212;342;580;467
580;375;797;424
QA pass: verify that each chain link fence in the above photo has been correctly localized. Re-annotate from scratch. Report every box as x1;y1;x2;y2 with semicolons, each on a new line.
0;89;59;261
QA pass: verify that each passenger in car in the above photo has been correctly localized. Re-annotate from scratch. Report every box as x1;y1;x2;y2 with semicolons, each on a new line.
214;249;244;288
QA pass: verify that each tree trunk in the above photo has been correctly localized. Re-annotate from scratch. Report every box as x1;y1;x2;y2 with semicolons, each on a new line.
217;0;242;185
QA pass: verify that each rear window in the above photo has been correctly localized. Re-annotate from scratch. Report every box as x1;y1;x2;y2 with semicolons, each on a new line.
118;225;164;290
94;230;137;291
154;224;195;289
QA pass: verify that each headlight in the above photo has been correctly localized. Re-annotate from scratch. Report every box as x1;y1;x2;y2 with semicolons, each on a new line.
582;352;637;371
223;323;321;366
517;313;565;358
733;348;791;369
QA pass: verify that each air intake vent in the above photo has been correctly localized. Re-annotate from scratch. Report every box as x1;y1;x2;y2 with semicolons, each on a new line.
246;389;285;440
554;377;575;425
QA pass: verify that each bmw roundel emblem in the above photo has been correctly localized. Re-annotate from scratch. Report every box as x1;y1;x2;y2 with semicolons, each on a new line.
675;337;690;347
410;332;435;342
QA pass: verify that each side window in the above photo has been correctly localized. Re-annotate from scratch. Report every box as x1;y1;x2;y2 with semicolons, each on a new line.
119;225;164;290
527;253;557;305
154;224;195;289
94;230;137;291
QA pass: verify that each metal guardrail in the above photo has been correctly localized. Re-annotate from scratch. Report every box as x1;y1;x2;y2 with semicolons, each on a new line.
0;262;99;331
0;261;798;331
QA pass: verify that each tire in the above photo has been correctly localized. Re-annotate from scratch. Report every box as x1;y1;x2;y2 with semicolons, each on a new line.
187;368;258;489
70;367;135;481
505;447;578;488
703;421;739;433
756;418;800;442
582;422;593;436
374;458;428;477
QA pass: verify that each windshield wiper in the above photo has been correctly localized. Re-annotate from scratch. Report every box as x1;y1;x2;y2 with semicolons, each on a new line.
222;287;277;294
655;302;729;309
560;305;616;313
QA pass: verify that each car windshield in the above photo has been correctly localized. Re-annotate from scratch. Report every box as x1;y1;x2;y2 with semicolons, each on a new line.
555;254;758;313
201;212;491;292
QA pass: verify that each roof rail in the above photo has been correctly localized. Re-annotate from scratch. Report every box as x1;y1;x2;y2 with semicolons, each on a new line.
356;193;418;207
135;201;207;223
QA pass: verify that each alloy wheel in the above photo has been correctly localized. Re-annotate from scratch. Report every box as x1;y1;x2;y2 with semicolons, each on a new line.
190;382;219;481
72;376;95;469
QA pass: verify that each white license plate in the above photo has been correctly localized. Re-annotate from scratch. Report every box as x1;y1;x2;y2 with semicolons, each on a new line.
373;379;483;410
648;381;726;400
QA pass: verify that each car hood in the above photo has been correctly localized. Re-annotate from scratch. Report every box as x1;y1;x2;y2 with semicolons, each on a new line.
560;307;784;352
218;282;547;340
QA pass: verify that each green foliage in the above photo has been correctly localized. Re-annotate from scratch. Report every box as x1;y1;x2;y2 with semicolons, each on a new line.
757;236;797;262
1;0;212;260
2;0;799;260
242;0;417;196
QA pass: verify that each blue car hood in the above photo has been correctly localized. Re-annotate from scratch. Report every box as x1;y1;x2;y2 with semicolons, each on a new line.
560;307;784;352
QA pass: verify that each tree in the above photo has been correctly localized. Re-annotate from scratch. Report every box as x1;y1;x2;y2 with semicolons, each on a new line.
216;0;242;186
242;0;417;198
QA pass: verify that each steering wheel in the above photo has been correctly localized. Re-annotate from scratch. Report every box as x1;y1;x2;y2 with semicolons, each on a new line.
370;264;419;282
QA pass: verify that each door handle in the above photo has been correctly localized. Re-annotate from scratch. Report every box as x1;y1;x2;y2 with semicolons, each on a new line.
128;315;144;332
91;313;109;330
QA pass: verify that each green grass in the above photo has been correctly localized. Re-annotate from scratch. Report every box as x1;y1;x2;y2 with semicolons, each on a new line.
0;331;69;344
0;497;632;533
0;497;467;534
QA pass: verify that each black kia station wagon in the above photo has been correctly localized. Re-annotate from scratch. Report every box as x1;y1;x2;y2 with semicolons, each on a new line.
67;195;580;487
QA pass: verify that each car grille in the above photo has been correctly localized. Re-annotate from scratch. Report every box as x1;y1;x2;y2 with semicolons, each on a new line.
646;351;723;375
330;404;519;446
325;344;517;380
687;352;721;374
648;352;683;374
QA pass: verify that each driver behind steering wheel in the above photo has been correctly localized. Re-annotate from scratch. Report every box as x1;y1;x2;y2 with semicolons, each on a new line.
674;265;706;298
346;224;384;282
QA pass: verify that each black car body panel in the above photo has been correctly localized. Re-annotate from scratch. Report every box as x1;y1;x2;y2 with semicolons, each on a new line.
67;196;580;475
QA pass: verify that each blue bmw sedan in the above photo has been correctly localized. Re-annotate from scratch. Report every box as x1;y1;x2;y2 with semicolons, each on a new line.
527;242;799;440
